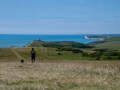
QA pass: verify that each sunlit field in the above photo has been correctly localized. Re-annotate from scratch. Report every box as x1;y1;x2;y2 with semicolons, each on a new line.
0;0;120;89
0;47;120;90
0;61;120;90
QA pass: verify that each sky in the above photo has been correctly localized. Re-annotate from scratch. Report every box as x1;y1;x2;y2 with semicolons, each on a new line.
0;0;120;34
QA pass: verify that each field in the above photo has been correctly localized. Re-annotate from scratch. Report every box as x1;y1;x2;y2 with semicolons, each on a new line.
0;37;120;90
0;48;18;61
0;47;120;90
94;37;120;51
0;47;90;61
95;41;120;51
0;61;120;90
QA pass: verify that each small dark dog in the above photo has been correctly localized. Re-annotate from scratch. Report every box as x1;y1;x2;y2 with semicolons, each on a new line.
21;59;24;63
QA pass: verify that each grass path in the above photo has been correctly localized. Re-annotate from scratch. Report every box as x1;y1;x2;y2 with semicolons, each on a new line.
11;48;26;60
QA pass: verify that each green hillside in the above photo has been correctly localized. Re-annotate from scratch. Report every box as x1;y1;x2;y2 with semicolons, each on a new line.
94;37;120;51
28;41;93;48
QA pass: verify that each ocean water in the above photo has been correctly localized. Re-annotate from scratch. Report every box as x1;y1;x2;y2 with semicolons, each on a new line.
0;34;98;47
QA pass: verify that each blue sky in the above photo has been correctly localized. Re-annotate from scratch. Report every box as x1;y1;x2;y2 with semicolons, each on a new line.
0;0;120;34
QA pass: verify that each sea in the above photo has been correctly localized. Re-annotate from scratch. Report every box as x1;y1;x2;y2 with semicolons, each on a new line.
0;34;98;48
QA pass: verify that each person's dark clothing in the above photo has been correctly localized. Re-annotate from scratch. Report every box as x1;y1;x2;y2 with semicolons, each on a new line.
31;48;36;63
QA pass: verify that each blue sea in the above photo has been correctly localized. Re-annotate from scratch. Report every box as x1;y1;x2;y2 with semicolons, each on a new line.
0;34;98;47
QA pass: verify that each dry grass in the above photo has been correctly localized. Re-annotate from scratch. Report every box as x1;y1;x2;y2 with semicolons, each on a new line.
0;61;120;90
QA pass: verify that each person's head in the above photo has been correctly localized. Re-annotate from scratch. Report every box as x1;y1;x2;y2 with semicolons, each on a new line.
32;48;34;51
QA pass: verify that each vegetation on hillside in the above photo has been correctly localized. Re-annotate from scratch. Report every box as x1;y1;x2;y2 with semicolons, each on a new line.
26;37;120;60
89;36;120;51
28;41;94;48
0;36;120;61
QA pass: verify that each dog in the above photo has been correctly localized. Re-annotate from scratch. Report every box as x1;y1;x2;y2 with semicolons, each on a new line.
21;59;24;64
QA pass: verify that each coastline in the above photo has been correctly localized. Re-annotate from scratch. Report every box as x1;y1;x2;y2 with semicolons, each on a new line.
0;34;99;48
0;34;119;48
26;41;34;47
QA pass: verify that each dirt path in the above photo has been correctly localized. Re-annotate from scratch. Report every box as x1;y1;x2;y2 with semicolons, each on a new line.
11;48;26;60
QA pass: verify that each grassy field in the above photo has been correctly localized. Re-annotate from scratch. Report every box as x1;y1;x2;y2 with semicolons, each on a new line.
95;41;120;51
0;48;18;61
0;46;120;61
0;37;120;90
0;47;90;61
0;61;120;90
0;46;119;90
94;37;120;51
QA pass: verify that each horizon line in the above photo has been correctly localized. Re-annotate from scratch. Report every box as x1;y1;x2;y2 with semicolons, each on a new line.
0;33;120;35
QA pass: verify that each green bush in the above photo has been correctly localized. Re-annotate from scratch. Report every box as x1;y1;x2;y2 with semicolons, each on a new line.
90;52;102;58
82;52;89;57
42;43;63;48
104;51;120;56
71;43;94;48
58;52;62;55
72;49;83;53
57;47;73;51
93;49;109;52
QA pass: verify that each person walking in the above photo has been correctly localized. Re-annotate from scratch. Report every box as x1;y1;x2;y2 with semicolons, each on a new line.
31;48;36;63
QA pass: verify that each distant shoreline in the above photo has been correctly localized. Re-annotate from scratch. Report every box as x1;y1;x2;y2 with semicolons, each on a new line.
0;34;120;48
0;34;99;48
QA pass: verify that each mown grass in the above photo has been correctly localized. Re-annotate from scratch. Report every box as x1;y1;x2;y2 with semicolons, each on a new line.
95;41;120;51
0;48;18;61
0;61;120;90
14;48;31;60
104;37;120;41
94;37;120;51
